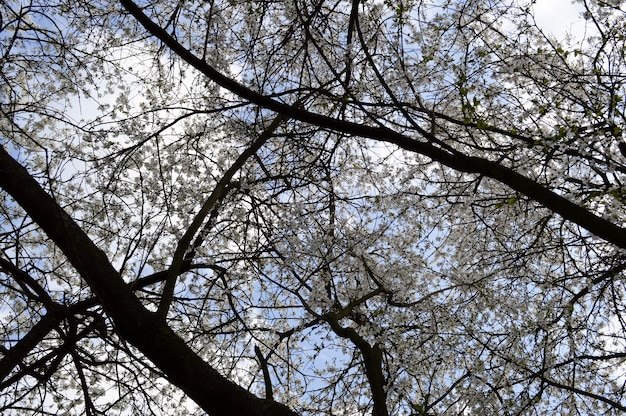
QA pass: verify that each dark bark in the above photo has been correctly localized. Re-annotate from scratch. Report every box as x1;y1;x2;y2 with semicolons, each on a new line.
0;262;197;389
0;146;298;416
119;0;626;250
326;317;388;416
0;310;65;383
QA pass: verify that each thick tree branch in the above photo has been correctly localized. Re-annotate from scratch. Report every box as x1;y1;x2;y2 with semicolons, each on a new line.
0;146;298;416
119;0;626;250
0;309;65;384
254;345;274;400
325;315;388;416
0;260;202;387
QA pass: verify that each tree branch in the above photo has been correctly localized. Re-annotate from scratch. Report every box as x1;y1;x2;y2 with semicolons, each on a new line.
157;106;293;320
254;345;274;401
0;145;299;416
119;0;626;250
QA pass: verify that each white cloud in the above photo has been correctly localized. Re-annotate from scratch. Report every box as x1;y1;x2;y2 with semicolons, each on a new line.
532;0;587;42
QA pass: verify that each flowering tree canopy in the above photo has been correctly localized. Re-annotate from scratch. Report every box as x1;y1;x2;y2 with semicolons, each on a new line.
1;0;626;414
